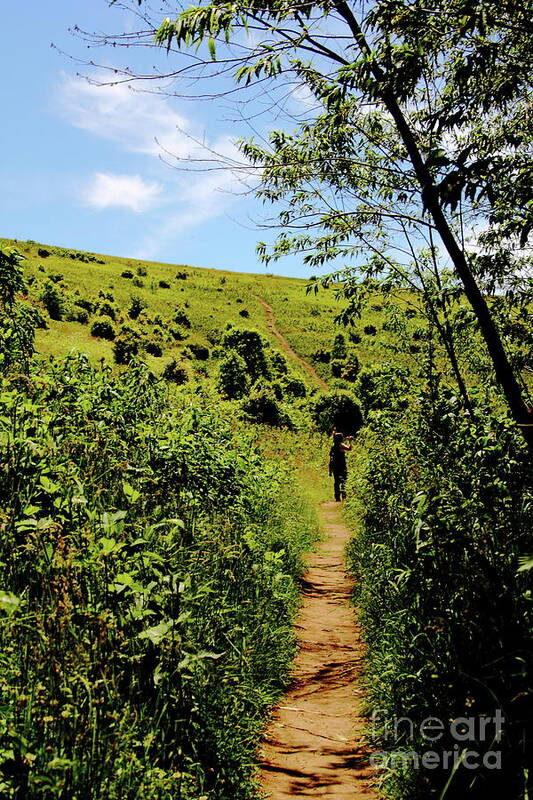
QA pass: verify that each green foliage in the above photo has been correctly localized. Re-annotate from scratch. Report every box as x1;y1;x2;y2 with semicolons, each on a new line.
241;386;291;428
331;333;347;360
312;348;330;364
128;295;146;320
346;393;533;799
90;320;116;341
186;343;210;361
218;350;249;399
222;328;270;381
40;281;66;321
174;308;191;328
355;362;410;416
310;391;363;435
283;377;307;398
144;339;163;357
113;333;140;364
0;355;316;800
162;359;189;384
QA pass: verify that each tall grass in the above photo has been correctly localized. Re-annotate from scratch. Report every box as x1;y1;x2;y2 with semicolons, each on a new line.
0;353;316;799
346;392;532;799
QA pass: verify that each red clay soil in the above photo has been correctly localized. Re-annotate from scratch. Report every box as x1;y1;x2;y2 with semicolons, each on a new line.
257;501;379;799
254;295;329;392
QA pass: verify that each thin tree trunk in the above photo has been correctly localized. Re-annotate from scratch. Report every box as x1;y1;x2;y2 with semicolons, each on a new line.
334;0;533;450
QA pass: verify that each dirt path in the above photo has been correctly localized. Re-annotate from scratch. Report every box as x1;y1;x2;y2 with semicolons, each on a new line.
257;501;378;799
254;295;329;391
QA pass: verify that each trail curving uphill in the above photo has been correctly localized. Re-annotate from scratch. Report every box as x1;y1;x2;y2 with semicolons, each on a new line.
258;502;378;799
254;295;329;392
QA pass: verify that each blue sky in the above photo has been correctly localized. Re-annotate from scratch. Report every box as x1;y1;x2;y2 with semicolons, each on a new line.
0;1;315;276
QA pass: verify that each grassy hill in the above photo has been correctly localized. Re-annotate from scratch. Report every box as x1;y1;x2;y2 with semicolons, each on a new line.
1;236;406;388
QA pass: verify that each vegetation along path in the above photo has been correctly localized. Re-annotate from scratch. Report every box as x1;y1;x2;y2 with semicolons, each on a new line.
258;501;378;799
254;295;329;391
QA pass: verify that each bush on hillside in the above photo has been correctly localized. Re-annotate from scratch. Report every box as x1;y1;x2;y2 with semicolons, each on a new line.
128;295;146;320
311;391;363;435
222;328;270;380
162;359;189;384
174;308;191;328
186;344;210;361
331;333;347;360
121;270;134;279
40;281;66;320
144;339;163;357
98;302;116;320
331;358;346;378
67;309;89;325
342;352;360;382
312;348;331;364
270;351;289;375
355;363;410;415
283;377;307;398
113;332;140;364
241;387;291;428
364;324;377;336
90;320;116;341
218;350;250;399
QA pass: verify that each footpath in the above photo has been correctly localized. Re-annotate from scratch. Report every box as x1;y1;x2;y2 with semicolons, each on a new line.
258;501;378;799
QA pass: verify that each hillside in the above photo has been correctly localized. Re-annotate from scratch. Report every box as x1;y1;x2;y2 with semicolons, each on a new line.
1;237;411;389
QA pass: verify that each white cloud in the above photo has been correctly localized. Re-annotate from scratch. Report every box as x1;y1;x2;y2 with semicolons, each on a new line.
83;172;162;212
58;72;202;158
57;71;251;256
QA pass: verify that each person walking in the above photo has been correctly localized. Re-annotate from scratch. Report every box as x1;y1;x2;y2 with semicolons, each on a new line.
329;431;353;502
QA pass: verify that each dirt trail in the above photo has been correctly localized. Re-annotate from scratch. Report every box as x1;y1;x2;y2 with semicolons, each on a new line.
258;501;378;799
254;295;329;391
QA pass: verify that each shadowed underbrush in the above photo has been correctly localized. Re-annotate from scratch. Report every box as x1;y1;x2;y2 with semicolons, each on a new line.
346;393;532;799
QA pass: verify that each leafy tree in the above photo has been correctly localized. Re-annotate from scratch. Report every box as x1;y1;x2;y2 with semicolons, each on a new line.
222;328;270;381
93;0;533;447
311;391;363;435
40;280;66;320
331;333;347;361
218;349;250;398
0;249;39;373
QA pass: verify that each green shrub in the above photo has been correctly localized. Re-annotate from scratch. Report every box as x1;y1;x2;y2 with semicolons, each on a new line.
342;352;359;382
98;302;116;320
331;333;347;360
40;281;66;320
128;295;146;320
144;339;163;357
364;324;377;335
174;308;191;328
218;350;250;399
162;359;188;384
312;348;330;363
330;358;345;378
241;387;291;427
283;377;307;398
186;343;210;361
222;328;270;381
270;351;289;375
121;269;134;278
91;320;116;340
159;280;171;289
67;309;89;324
346;394;533;799
113;333;140;364
311;391;363;435
75;298;95;314
169;326;188;341
355;362;410;415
